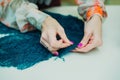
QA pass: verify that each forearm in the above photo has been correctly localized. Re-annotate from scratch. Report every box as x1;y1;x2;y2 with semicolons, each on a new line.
0;0;49;33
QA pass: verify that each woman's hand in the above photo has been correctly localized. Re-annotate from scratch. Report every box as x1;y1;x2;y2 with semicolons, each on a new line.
72;15;103;53
40;16;73;55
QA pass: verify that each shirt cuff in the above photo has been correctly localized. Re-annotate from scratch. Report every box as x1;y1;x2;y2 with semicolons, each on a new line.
26;10;49;31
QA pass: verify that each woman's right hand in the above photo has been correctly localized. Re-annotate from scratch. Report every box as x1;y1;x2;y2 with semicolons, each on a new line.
40;16;73;56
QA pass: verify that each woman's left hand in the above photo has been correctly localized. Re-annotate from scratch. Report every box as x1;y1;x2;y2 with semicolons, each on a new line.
72;15;103;53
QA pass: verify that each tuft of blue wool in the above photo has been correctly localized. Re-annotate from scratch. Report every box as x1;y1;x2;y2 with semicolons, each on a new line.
0;11;84;70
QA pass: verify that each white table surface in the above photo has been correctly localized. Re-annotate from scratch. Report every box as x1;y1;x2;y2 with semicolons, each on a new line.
0;6;120;80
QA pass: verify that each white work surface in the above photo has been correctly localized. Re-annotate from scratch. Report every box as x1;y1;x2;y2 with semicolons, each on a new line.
0;6;120;80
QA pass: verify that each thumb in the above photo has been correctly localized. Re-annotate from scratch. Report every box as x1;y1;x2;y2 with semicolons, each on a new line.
58;29;73;45
78;32;92;48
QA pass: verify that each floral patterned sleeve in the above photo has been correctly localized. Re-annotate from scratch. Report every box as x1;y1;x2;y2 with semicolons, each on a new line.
75;0;107;21
0;0;49;33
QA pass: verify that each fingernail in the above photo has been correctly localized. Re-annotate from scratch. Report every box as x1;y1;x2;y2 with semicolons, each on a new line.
70;41;74;44
77;43;83;48
53;52;59;56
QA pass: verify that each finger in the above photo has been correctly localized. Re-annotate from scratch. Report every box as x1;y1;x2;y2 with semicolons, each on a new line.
88;39;93;44
60;42;72;48
73;43;96;53
40;39;59;55
40;40;58;52
55;39;71;49
40;40;49;49
58;28;73;45
41;30;72;52
78;33;92;48
48;30;57;42
48;31;71;49
48;30;60;48
90;36;94;40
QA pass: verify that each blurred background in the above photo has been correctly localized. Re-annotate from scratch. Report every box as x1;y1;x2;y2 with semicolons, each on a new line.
61;0;120;5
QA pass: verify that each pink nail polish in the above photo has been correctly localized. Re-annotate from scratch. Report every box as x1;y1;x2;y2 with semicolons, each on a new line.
77;43;83;48
70;41;74;44
53;52;59;56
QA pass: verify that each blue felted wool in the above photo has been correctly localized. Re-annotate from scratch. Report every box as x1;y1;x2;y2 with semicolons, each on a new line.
0;11;84;70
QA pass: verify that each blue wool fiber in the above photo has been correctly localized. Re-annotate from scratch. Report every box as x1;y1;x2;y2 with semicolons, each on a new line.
0;11;84;70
